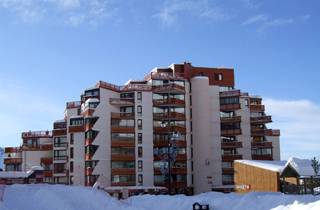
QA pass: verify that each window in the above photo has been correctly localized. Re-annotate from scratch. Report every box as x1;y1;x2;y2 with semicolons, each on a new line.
138;174;143;184
138;160;143;172
137;119;142;130
70;161;74;173
70;133;74;145
70;147;74;159
111;161;135;169
77;108;81;115
138;147;143;158
70;118;83;126
137;105;142;115
137;92;142;101
214;73;223;81
220;97;240;105
138;133;142;144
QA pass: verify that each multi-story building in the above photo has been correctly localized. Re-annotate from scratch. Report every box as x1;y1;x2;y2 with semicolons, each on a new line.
3;62;280;194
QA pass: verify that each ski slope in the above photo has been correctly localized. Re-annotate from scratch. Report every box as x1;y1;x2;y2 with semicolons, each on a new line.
0;184;320;210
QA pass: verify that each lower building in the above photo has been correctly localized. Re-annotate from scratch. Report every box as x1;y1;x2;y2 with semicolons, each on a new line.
234;157;320;194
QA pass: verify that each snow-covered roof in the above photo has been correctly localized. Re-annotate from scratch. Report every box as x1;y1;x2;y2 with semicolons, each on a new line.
235;160;286;172
283;157;315;177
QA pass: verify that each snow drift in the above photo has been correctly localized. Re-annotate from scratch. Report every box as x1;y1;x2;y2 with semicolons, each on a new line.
0;184;320;210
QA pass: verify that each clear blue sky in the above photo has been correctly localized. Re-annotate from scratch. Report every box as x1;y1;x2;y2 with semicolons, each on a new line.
0;0;319;160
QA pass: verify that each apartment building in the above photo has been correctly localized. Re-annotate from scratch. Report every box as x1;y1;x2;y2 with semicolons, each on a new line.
4;131;53;183
3;62;280;194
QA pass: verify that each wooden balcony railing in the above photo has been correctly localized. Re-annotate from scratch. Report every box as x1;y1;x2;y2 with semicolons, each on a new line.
52;129;67;136
219;90;241;98
152;84;185;93
221;141;242;149
250;104;265;112
220;104;241;111
41;157;53;165
109;98;134;106
153;98;185;107
4;147;21;153
153;140;186;147
153;125;186;134
111;168;135;175
111;140;135;147
111;112;135;119
220;116;241;123
221;129;242;136
111;154;135;161
222;168;234;174
111;126;135;133
221;154;243;161
251;141;273;148
250;115;272;124
22;131;52;138
252;154;273;160
4;158;22;164
68;125;84;133
153;112;186;120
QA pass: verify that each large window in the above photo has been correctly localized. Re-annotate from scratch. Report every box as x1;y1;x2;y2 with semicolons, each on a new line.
70;118;83;126
220;97;239;105
112;175;135;183
111;161;135;169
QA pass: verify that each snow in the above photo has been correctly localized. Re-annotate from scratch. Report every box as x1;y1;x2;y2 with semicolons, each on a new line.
235;160;286;172
0;172;29;178
0;184;320;210
284;157;315;177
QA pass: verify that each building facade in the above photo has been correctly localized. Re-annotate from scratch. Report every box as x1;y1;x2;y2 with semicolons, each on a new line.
3;62;280;194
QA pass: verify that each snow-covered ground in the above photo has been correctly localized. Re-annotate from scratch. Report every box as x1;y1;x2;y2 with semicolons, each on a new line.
0;184;320;210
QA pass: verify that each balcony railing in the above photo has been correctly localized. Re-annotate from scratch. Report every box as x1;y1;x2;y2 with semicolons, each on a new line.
41;157;53;165
265;129;280;136
152;83;185;93
153;139;186;147
153;125;186;134
252;154;273;160
220;116;241;123
221;154;243;161
53;169;68;174
109;98;134;106
111;125;135;133
147;72;185;81
111;112;135;119
250;104;265;112
153;98;185;107
66;101;81;109
22;131;52;138
54;142;68;148
221;129;242;136
52;129;67;136
251;141;273;148
154;167;187;175
111;154;135;161
22;144;53;151
43;170;53;177
220;90;241;98
111;168;135;175
54;156;68;161
153;112;186;120
221;141;242;149
4;158;22;164
4;147;21;153
250;115;272;124
68;125;84;133
220;104;241;111
222;168;234;174
251;129;280;137
111;140;135;147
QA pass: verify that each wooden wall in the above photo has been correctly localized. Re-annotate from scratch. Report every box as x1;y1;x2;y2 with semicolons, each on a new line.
234;162;280;193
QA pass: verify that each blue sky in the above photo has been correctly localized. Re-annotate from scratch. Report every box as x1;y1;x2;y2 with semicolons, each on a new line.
0;0;319;160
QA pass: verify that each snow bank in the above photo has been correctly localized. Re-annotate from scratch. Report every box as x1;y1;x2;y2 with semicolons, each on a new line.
0;184;320;210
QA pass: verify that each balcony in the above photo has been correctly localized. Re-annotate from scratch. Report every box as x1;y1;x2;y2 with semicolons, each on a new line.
85;167;94;176
221;141;242;149
111;181;136;187
220;104;241;111
154;154;187;161
4;147;21;153
152;84;185;94
221;154;243;161
221;129;242;136
66;101;81;109
153;98;185;107
252;154;273;160
68;125;84;133
82;108;95;117
220;90;241;98
111;112;135;119
251;141;273;148
4;158;22;165
111;126;135;133
52;129;67;136
22;131;52;139
153;112;186;121
265;129;280;136
53;169;68;176
43;170;53;177
85;153;93;161
148;71;185;81
153;125;186;134
41;157;53;165
111;154;135;161
109;98;134;106
222;168;234;174
111;168;135;175
22;144;53;151
154;167;187;175
220;116;241;123
251;115;272;124
250;104;265;112
111;140;135;147
153;140;186;148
